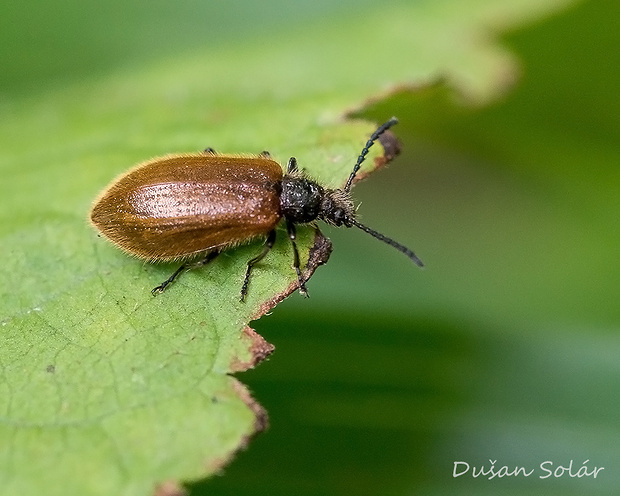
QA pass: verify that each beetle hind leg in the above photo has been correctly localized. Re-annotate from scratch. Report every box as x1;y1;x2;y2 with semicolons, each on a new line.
152;250;220;295
240;230;277;302
152;264;186;295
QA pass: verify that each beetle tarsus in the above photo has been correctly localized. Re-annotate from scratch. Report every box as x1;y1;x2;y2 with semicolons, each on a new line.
297;275;309;298
152;264;186;295
151;285;166;295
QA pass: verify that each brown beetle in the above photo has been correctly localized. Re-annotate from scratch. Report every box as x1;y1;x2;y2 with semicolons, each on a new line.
90;118;423;300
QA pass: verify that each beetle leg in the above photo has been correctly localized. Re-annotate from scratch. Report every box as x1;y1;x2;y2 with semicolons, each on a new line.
259;150;271;158
287;157;298;173
152;250;220;295
286;220;309;298
240;230;277;302
203;147;216;155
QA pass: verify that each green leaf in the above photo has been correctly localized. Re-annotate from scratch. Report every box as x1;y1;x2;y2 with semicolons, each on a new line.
0;0;579;494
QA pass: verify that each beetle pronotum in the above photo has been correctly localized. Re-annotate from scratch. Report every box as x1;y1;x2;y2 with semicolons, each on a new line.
90;118;423;300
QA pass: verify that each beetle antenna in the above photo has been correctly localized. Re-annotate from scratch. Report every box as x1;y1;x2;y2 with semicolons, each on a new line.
350;219;424;267
344;117;399;192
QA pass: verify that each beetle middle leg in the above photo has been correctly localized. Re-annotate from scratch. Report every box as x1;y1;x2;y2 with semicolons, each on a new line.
286;220;309;298
240;230;277;302
152;250;220;295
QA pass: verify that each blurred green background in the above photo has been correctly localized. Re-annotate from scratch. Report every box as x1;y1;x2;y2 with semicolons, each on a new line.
2;0;619;495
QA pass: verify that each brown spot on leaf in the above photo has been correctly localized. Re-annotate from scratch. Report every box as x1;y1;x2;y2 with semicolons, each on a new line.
232;378;269;435
153;480;186;496
377;129;402;163
229;326;275;373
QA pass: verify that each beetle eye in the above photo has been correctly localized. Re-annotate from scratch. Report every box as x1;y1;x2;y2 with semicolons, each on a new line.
333;208;345;224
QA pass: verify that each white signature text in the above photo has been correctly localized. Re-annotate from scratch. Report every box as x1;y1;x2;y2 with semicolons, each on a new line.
453;459;604;480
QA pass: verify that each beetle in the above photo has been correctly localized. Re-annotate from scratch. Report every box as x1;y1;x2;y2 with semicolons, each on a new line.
90;117;423;300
